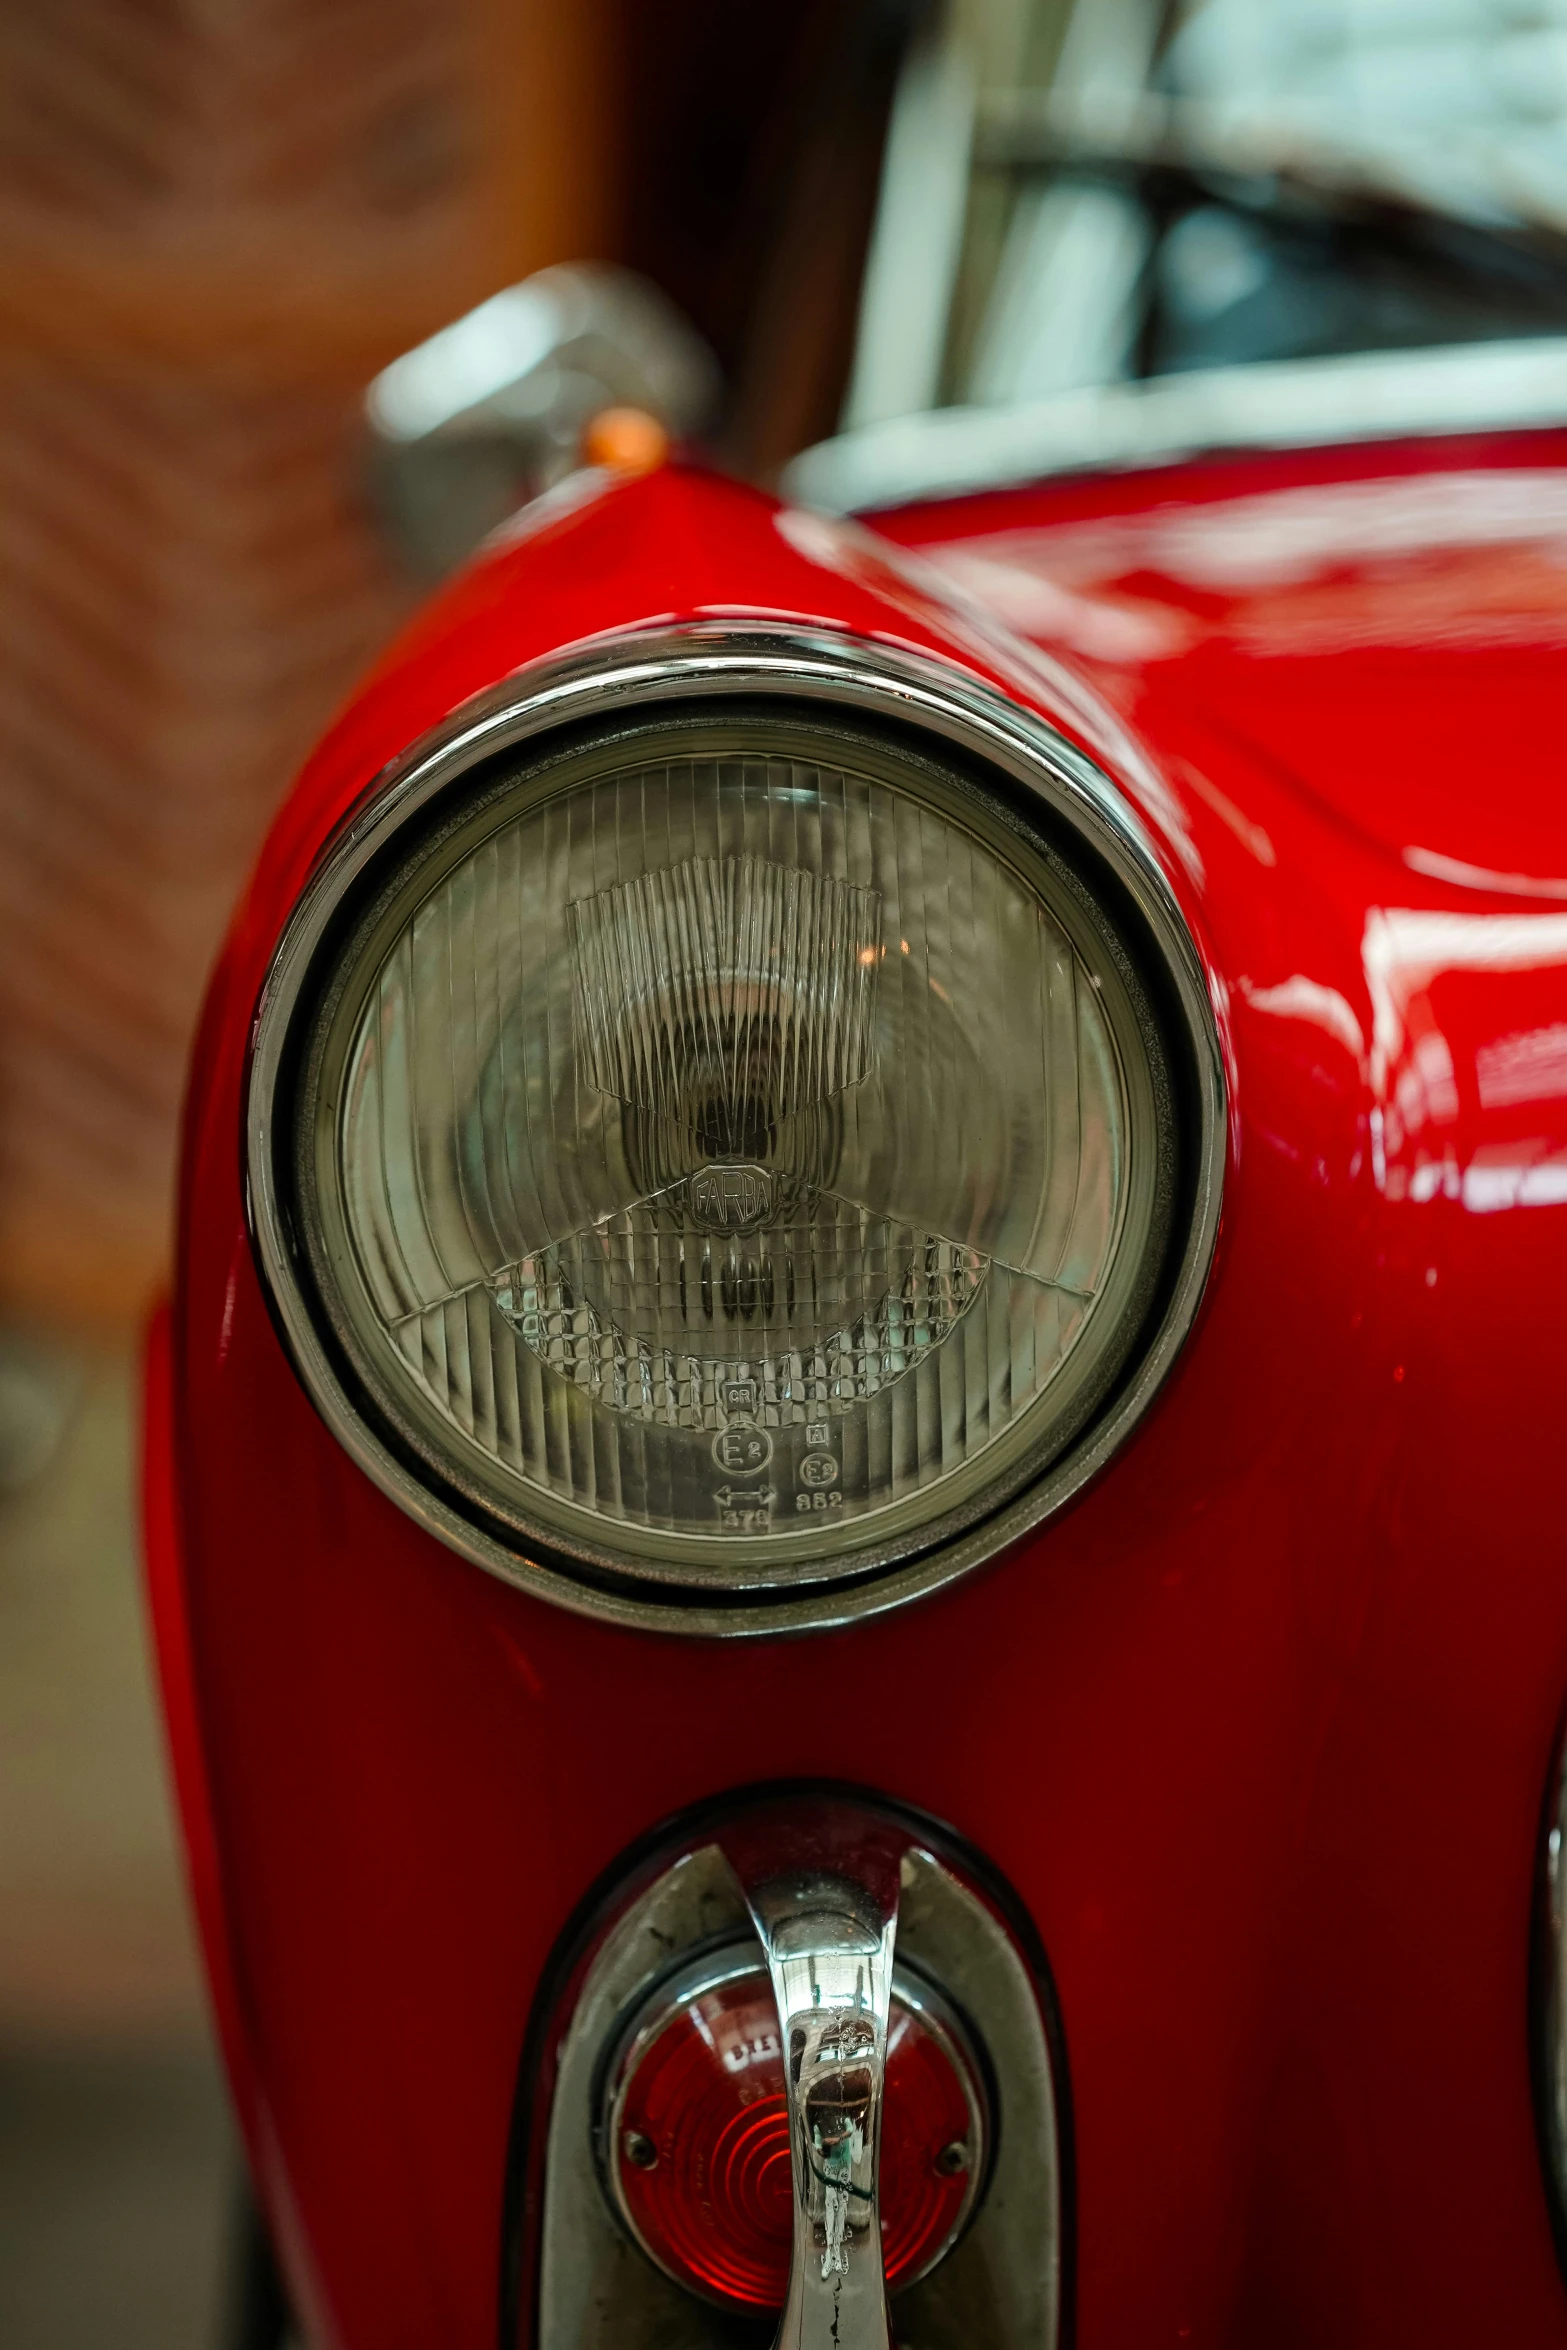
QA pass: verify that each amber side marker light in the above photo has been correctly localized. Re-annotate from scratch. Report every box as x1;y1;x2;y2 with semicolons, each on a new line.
581;404;670;474
604;1945;987;2313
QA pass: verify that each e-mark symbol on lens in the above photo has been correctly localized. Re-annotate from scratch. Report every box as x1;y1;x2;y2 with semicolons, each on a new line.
713;1424;773;1474
798;1449;840;1488
690;1164;773;1234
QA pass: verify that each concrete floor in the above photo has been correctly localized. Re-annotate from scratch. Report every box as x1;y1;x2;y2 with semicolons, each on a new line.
0;1338;233;2349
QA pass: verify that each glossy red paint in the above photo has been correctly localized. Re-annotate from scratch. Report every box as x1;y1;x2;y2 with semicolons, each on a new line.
146;451;1567;2348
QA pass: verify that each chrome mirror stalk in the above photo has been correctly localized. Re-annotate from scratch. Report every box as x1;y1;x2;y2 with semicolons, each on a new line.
725;1811;906;2350
749;1870;897;2350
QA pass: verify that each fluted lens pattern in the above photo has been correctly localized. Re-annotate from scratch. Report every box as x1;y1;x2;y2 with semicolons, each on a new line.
311;725;1155;1581
612;1966;980;2311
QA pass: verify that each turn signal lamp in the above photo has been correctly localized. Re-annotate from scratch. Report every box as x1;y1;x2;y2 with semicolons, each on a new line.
604;1947;987;2312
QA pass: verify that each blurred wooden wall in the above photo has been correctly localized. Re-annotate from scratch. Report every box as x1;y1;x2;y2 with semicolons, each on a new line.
0;0;612;1329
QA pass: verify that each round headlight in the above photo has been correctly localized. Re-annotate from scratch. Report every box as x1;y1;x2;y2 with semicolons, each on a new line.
251;633;1222;1629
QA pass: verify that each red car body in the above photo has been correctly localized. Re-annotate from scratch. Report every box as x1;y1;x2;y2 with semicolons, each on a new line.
147;439;1567;2346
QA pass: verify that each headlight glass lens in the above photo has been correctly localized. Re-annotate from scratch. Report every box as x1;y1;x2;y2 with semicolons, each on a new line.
295;712;1171;1590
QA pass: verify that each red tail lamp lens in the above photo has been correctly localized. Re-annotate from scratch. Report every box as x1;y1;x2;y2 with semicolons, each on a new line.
607;1952;986;2312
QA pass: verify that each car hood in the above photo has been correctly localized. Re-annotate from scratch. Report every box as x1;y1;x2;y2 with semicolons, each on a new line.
879;437;1567;899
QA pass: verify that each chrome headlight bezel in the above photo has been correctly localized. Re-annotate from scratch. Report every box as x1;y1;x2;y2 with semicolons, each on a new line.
246;625;1226;1635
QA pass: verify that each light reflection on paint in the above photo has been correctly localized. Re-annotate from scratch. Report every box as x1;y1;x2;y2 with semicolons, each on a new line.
915;474;1567;659
1476;1022;1567;1110
1362;909;1567;1209
1239;974;1365;1064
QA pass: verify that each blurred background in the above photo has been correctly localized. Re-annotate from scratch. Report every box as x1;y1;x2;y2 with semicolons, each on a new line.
5;0;1567;2340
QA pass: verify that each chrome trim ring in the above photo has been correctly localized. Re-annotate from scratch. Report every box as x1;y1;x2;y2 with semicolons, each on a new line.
245;621;1226;1635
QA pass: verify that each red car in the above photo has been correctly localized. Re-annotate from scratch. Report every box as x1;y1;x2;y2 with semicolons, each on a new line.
146;107;1567;2350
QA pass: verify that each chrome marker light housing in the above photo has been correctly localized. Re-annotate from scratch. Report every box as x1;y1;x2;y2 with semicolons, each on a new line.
247;628;1224;1632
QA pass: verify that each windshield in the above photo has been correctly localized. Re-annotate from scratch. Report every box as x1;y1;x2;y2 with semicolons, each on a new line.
837;0;1567;434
